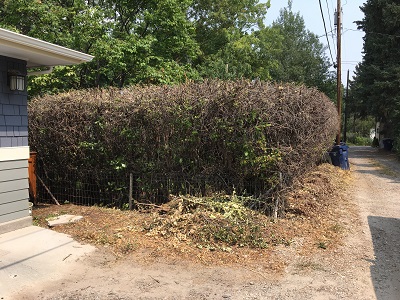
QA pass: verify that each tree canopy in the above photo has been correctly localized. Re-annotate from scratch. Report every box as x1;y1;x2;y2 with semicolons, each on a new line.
351;0;400;138
0;0;336;98
269;4;336;98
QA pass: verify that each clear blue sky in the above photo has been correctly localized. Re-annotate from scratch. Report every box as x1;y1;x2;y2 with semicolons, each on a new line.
262;0;365;84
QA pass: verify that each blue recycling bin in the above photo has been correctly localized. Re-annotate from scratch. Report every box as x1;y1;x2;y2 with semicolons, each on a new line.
382;138;394;151
329;145;341;167
329;144;350;170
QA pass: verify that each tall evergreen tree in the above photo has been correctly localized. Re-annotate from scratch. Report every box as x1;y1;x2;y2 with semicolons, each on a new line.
352;0;400;138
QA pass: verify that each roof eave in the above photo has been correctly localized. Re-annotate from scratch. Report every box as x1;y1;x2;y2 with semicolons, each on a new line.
0;28;94;67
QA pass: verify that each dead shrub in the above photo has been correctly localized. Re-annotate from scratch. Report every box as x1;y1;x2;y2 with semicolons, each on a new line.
28;79;338;215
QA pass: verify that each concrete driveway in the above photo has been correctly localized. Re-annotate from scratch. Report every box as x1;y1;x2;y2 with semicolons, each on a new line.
0;226;95;299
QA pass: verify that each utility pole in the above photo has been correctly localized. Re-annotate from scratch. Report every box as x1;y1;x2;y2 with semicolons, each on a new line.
336;0;342;145
343;69;349;143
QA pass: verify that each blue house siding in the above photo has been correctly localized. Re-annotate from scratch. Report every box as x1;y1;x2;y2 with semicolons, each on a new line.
0;55;28;148
0;55;31;233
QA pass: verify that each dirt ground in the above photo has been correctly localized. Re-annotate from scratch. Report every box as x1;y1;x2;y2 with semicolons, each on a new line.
12;146;400;299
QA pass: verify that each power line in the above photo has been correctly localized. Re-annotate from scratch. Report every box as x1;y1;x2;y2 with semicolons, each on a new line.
342;28;363;33
325;0;337;56
344;27;400;38
318;29;335;38
318;0;335;65
342;62;359;66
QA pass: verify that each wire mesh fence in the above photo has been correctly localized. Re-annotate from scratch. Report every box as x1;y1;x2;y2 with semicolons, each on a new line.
35;156;270;208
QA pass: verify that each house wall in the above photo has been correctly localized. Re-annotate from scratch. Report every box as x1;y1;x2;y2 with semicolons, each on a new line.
0;55;31;234
0;55;28;147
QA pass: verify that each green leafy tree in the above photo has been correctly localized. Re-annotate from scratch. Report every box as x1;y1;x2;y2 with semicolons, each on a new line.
198;32;259;79
198;27;283;81
1;0;201;95
252;26;284;80
268;2;336;98
190;0;270;79
1;0;337;98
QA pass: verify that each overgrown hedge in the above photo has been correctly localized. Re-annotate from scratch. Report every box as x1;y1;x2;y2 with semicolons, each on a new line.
28;80;338;214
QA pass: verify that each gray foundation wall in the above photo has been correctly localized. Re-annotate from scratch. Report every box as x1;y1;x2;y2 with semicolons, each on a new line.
0;159;29;224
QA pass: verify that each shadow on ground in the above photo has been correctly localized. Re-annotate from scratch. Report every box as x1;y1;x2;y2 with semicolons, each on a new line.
349;146;400;183
368;216;400;300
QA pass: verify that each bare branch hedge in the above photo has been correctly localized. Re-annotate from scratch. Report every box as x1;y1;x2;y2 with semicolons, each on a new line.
28;80;338;214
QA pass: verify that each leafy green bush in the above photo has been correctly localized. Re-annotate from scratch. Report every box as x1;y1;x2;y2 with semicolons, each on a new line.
346;134;372;146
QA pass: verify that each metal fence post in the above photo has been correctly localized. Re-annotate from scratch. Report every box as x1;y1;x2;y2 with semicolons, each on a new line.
129;173;133;210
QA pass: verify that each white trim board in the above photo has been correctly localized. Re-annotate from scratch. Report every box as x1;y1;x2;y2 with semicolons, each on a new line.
0;146;30;162
0;28;94;67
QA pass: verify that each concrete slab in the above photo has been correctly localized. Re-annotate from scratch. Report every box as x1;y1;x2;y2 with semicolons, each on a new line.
47;214;83;227
0;226;95;299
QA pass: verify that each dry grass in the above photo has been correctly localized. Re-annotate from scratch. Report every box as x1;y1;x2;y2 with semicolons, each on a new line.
32;163;352;270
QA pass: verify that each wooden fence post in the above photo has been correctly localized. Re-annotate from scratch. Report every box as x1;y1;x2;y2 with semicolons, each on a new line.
28;152;37;205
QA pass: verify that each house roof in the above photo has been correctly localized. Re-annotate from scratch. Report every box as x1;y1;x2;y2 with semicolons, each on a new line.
0;28;94;68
